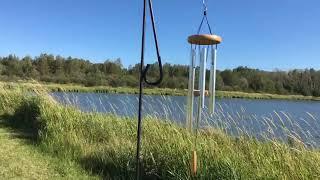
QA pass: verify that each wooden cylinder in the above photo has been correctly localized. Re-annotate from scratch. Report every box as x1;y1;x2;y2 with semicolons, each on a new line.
191;151;198;176
188;34;222;45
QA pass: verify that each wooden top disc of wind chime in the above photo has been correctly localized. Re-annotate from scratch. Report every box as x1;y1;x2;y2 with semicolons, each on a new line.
188;34;222;45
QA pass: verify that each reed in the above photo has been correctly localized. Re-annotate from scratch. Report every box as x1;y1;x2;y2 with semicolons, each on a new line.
0;86;320;179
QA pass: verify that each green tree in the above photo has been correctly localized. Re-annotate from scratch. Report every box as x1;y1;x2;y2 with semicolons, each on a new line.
0;62;4;75
2;53;320;97
249;73;264;91
21;56;37;78
36;54;50;77
238;77;249;90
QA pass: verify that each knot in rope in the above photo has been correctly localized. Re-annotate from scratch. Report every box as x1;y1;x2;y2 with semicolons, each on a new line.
202;0;208;15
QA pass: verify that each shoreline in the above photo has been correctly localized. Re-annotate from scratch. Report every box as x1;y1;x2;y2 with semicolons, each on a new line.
2;81;320;101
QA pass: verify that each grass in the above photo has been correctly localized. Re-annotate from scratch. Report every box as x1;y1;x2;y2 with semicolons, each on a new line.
0;121;99;179
0;87;320;179
2;80;320;101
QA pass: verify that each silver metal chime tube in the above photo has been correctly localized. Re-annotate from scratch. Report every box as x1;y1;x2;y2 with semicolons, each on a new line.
187;47;196;132
199;47;207;109
209;46;217;114
196;47;207;127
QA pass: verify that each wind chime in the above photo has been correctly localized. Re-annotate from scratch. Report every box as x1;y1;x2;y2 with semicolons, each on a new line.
186;0;222;176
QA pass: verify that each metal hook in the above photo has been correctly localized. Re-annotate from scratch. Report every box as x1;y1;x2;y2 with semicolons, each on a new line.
143;60;163;85
142;0;163;86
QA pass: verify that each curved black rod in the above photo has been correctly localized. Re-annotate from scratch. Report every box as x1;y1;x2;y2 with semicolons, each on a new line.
143;0;163;85
136;0;163;179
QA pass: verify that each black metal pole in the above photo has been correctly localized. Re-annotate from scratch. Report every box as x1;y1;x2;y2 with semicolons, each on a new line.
136;0;163;179
136;0;147;179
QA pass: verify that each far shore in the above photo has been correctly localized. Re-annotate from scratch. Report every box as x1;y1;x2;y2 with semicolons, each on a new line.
1;81;320;101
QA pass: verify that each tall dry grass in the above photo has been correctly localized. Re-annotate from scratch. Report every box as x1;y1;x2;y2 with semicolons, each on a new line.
0;86;320;179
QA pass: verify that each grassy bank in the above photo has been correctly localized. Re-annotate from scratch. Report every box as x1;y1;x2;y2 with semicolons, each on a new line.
2;81;320;101
0;88;320;179
0;121;98;179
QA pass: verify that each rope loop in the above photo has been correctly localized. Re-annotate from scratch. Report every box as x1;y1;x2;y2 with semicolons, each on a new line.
197;0;212;35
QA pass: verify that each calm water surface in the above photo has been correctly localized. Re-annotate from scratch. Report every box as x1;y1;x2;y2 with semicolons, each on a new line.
52;92;320;147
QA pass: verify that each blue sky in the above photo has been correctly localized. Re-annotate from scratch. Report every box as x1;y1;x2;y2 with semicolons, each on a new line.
0;0;319;70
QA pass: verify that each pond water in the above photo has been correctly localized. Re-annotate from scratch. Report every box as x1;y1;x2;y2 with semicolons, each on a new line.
52;92;320;147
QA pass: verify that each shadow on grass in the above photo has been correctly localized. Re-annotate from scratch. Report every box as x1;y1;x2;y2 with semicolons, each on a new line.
0;99;42;142
80;155;134;180
0;100;161;180
80;153;162;180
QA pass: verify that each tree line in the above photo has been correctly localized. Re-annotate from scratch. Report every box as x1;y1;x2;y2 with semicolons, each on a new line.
1;54;320;96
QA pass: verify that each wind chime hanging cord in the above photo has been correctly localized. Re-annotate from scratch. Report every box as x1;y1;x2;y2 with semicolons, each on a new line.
136;0;163;179
197;0;212;35
195;0;216;80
